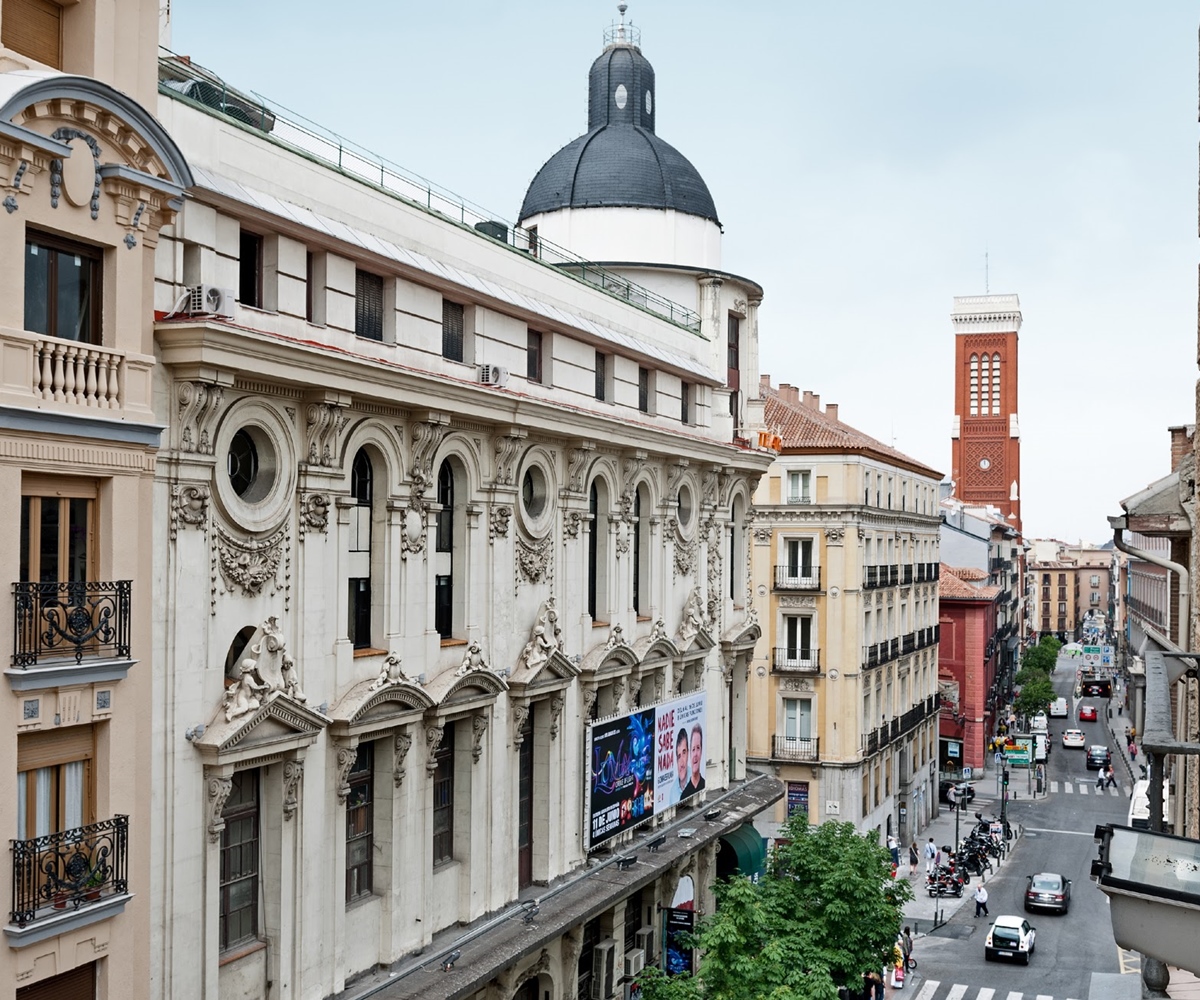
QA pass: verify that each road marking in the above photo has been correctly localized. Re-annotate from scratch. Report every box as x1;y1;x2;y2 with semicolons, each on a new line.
946;985;968;1000
1005;991;1022;1000
1079;784;1089;795
913;980;940;1000
1063;783;1073;794
976;989;995;1000
1023;827;1096;836
1049;781;1059;792
1036;995;1053;1000
1118;946;1141;974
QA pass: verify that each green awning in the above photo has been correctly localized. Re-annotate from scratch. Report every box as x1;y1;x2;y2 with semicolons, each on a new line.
721;823;766;878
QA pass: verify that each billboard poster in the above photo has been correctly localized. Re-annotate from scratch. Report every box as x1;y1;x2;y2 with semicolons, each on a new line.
786;781;809;817
654;692;708;811
588;708;655;847
664;907;695;976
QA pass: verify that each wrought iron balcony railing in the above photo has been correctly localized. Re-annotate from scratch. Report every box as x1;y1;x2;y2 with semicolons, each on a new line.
773;565;821;591
863;644;880;668
10;815;128;928
902;564;914;585
864;565;880;589
901;632;916;655
12;581;132;667
773;735;819;762
771;648;820;673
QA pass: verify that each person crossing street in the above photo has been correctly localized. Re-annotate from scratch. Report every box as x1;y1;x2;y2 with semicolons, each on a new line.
973;883;989;918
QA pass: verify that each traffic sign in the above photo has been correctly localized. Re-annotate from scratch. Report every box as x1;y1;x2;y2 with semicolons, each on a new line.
994;751;1002;764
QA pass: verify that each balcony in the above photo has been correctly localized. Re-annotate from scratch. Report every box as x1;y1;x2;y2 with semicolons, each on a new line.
773;565;821;591
864;565;880;589
772;647;820;674
7;816;130;946
772;735;820;762
902;632;916;655
863;644;880;668
9;581;133;690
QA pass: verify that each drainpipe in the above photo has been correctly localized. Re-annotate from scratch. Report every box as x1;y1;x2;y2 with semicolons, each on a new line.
1109;519;1188;651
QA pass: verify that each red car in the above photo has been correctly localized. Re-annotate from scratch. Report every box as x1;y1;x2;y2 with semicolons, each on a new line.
1079;705;1098;722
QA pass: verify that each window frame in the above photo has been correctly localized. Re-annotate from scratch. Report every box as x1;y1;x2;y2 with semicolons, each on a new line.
442;300;465;362
526;329;543;383
219;769;260;952
594;351;609;402
354;269;384;341
680;381;691;424
238;230;263;309
637;366;650;413
432;723;456;866
345;743;374;903
24;230;103;345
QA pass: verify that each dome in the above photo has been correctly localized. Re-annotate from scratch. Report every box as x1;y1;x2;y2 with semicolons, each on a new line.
518;34;719;225
519;125;719;222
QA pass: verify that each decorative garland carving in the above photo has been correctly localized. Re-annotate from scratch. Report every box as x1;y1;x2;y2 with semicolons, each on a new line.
516;535;553;583
170;483;209;540
215;522;288;600
335;744;358;803
424;724;445;776
753;526;773;545
177;381;223;455
206;775;233;843
49;128;102;218
564;510;583;540
566;441;596;494
304;402;347;467
471;714;489;763
493;429;527;486
825;526;845;544
678;588;706;648
490;504;512;541
282;760;304;821
298;493;331;539
400;494;428;560
706;545;722;625
394;731;412;787
674;537;696;577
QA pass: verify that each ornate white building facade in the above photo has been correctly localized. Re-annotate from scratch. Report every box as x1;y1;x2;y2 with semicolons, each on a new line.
147;10;778;1000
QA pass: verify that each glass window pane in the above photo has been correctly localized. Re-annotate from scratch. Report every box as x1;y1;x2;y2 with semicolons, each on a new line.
67;498;90;582
24;242;50;334
38;498;60;582
56;250;91;342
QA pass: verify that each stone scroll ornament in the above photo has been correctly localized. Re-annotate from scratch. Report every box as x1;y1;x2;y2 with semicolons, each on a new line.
282;760;304;821
177;381;223;455
400;417;450;559
471;714;489;763
170;483;210;540
335;745;358;804
424;724;445;776
393;731;412;788
298;493;331;539
304;401;347;467
206;775;233;843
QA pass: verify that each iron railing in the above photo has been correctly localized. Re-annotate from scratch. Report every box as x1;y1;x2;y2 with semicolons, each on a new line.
773;735;820;762
12;581;132;667
902;632;916;655
902;564;914;585
864;644;880;668
157;55;701;333
771;648;820;673
10;815;128;927
773;565;821;591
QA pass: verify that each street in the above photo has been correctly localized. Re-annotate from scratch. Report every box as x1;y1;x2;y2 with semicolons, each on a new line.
905;661;1138;1000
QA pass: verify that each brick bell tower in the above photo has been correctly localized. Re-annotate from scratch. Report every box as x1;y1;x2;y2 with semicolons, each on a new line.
949;294;1022;534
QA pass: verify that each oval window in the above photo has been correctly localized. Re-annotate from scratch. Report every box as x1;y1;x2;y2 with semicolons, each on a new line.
228;429;260;498
614;84;628;110
522;466;547;518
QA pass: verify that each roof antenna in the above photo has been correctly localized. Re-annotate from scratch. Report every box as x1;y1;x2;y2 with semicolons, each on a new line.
617;3;628;43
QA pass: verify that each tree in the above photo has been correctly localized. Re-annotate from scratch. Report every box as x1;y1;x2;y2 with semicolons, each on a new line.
1014;664;1050;688
1040;635;1063;658
1020;644;1056;675
638;811;912;1000
1014;675;1054;718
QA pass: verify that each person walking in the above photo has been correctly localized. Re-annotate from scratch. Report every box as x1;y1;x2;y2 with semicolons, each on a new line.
924;838;937;874
901;926;914;966
908;841;919;876
973;883;989;918
1105;764;1117;789
887;834;900;869
1096;766;1105;791
1129;740;1138;761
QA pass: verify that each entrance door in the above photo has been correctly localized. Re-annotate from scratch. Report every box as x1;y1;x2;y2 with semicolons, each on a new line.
517;704;534;888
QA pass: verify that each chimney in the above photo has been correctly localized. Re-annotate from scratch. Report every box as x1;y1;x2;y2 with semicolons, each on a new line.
779;382;792;399
825;403;838;422
789;386;800;404
760;373;771;389
1168;425;1194;472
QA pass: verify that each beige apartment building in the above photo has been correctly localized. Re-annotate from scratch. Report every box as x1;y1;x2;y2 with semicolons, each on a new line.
749;382;943;847
1026;539;1113;640
0;2;193;998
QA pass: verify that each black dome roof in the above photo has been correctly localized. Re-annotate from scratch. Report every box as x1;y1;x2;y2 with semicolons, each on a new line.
519;41;719;224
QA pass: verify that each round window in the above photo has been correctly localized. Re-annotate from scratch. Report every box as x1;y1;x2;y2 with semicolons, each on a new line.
614;83;628;109
677;483;694;528
522;466;547;518
228;429;258;497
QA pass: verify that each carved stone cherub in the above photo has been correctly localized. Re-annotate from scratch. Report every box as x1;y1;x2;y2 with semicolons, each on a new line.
224;660;268;722
279;653;307;703
520;626;555;673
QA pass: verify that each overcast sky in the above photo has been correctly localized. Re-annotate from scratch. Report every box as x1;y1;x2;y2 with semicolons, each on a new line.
168;2;1198;545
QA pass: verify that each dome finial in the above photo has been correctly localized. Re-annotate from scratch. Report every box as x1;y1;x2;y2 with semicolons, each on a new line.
604;3;640;49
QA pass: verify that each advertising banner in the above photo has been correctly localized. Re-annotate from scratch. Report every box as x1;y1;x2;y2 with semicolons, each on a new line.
664;907;695;976
1004;737;1032;766
786;781;809;817
654;691;708;811
587;691;708;848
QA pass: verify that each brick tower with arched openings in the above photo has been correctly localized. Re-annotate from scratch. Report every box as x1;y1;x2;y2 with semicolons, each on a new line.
949;294;1022;535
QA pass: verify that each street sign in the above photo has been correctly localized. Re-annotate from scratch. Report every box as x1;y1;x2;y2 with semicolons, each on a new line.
962;766;973;780
1003;737;1033;766
994;751;1002;764
1083;645;1102;668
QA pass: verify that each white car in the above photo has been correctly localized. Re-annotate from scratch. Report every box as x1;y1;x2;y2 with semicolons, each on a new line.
1062;729;1086;748
985;914;1036;963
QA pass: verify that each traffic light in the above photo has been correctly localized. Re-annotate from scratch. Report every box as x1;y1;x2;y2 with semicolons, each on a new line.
1002;769;1010;787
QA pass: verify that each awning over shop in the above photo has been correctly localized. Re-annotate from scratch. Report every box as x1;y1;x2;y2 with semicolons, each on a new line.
719;823;766;879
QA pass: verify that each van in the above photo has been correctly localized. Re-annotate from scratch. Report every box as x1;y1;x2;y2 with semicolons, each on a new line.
1049;697;1068;718
1030;712;1048;734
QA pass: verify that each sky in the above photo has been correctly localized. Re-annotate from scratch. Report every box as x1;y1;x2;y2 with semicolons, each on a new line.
167;2;1199;545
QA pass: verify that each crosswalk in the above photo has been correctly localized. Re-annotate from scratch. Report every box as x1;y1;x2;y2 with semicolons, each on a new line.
1047;780;1125;796
910;981;1081;1000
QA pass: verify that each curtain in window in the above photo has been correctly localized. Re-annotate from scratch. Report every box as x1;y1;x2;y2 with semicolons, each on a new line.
64;761;83;829
35;767;51;838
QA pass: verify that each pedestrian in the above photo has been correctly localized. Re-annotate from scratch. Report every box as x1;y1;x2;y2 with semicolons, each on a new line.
887;834;900;868
902;926;914;965
934;847;943;869
1105;765;1117;789
924;837;936;874
1096;767;1105;791
908;841;919;875
973;883;989;918
1129;741;1138;760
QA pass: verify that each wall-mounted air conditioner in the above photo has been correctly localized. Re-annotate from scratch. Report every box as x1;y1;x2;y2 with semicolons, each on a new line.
186;284;236;317
634;926;656;961
591;938;616;999
623;947;645;978
477;364;509;387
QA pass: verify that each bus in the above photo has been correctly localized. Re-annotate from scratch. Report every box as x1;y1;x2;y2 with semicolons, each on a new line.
1128;778;1172;831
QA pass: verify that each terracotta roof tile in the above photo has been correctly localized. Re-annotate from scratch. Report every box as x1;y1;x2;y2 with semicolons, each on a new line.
762;383;941;478
938;564;1001;600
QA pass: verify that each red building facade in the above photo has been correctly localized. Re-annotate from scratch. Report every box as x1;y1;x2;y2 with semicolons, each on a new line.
937;566;1000;774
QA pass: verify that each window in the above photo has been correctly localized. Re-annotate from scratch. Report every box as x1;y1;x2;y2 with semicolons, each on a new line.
680;381;691;423
434;460;460;639
238;231;263;309
633;485;651;617
436;460;453;554
1091;575;1101;587
726;314;740;388
526;329;543;382
586;480;610;622
17;726;94;839
784;698;812;740
991;353;1001;415
24;233;101;343
305;251;315;323
432;723;455;865
227;429;260;499
442;300;465;362
348;449;373;648
220;770;259;951
637;367;650;413
527;225;538;258
784;615;813;661
594;351;608;401
355;269;383;341
3;0;62;68
346;743;374;902
1090;591;1100;605
20;487;94;584
787;470;812;504
969;354;978;416
517;706;534;888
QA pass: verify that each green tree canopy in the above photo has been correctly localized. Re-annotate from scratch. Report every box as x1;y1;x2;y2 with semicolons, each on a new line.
639;811;912;1000
1020;643;1056;675
1014;664;1050;688
1040;635;1063;657
1014;676;1054;718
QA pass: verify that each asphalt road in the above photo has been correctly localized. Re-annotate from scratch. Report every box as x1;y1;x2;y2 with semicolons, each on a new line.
909;667;1136;1000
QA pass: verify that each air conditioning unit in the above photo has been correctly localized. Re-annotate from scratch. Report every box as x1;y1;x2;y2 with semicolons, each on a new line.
186;284;235;317
634;926;656;961
590;939;616;1000
477;364;509;387
623;948;645;979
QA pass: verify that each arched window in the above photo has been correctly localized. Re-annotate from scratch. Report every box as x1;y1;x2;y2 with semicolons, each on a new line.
991;353;1001;415
348;448;374;649
633;484;651;618
980;354;990;416
729;497;745;603
968;354;979;416
587;480;610;622
434;459;459;639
